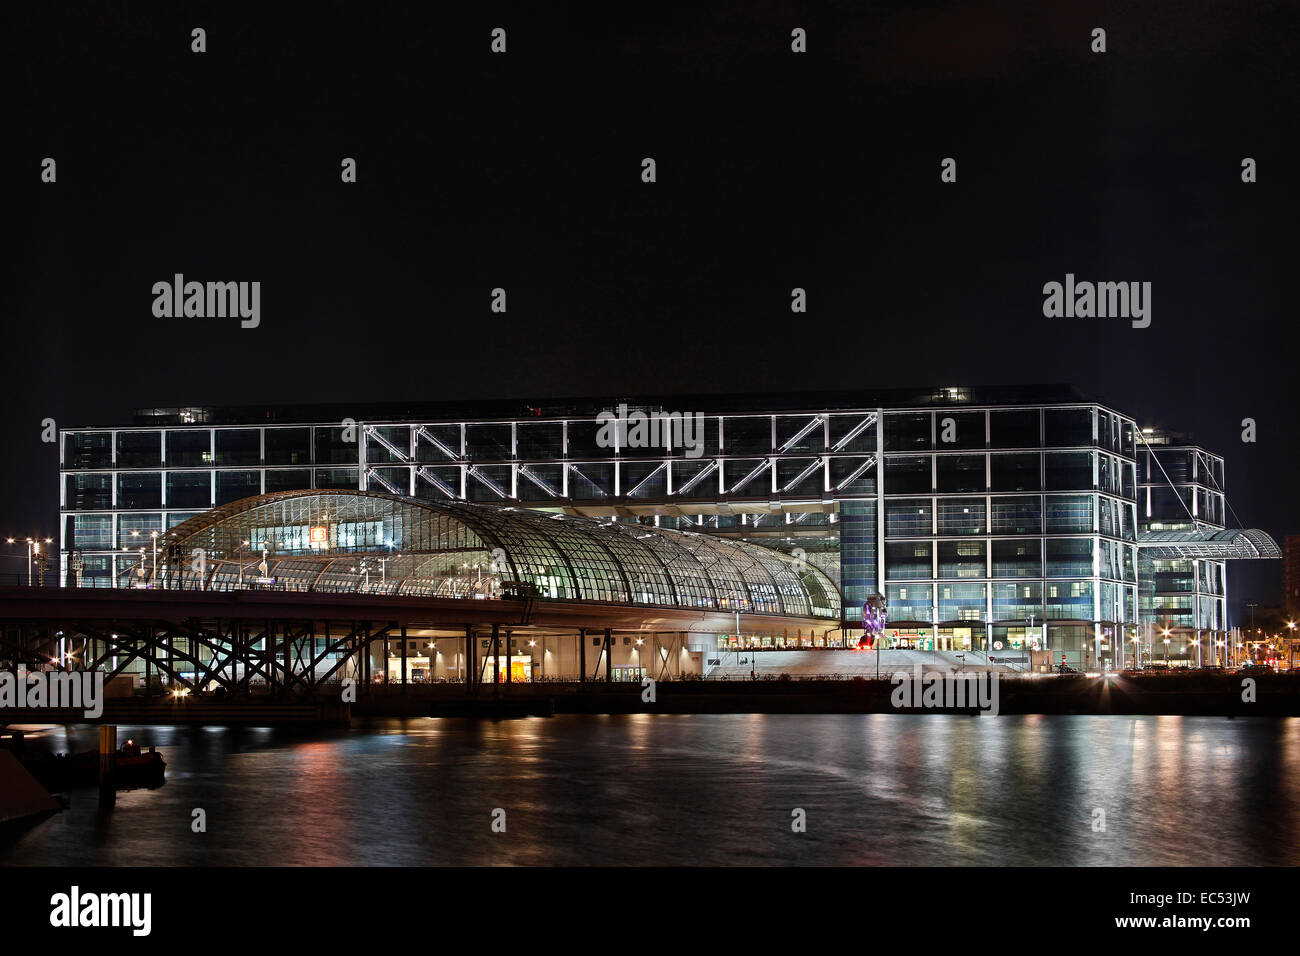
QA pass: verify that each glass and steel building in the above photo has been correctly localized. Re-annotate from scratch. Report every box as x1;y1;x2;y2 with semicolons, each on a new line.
58;385;1279;667
1132;428;1278;665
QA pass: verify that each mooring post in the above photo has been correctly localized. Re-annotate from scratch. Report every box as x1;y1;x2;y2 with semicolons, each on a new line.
284;624;293;691
466;625;476;696
241;622;252;696
491;623;500;692
267;621;276;695
360;622;370;691
98;725;117;809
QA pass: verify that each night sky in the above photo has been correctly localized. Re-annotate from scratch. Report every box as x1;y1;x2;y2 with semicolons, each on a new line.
7;1;1298;616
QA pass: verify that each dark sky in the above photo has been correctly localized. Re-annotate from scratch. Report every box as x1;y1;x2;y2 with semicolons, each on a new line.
6;1;1298;617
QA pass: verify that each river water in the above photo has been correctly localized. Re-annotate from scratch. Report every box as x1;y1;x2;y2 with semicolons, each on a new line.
3;714;1298;866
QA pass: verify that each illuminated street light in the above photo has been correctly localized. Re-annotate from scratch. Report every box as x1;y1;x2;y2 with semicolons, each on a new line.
6;536;54;586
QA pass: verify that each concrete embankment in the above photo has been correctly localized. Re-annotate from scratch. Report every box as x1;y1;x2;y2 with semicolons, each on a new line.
0;697;351;726
4;674;1296;724
354;673;1300;718
705;648;1031;678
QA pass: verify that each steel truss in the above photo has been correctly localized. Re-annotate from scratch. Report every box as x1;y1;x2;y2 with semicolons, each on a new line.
0;617;399;697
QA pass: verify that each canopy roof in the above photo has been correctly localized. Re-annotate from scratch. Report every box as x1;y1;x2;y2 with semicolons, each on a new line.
1136;527;1281;560
142;489;840;619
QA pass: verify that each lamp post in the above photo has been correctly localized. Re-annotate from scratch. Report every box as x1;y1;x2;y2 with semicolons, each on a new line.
237;539;250;588
7;537;53;586
150;530;158;583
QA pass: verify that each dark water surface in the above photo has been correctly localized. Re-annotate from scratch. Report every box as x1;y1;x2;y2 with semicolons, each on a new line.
4;714;1298;866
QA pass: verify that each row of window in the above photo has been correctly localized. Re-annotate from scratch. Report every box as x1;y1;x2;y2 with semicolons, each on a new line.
1139;447;1224;488
1141;485;1226;526
62;406;1137;471
66;469;362;510
882;451;1135;495
1138;594;1226;630
883;538;1138;582
64;454;886;510
883;580;1139;623
881;495;1136;539
1140;556;1227;595
882;406;1136;455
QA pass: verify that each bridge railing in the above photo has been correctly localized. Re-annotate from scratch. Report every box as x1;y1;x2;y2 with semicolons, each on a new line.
0;573;63;588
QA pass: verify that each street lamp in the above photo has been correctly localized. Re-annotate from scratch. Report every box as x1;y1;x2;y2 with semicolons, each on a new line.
1162;628;1171;665
6;537;53;586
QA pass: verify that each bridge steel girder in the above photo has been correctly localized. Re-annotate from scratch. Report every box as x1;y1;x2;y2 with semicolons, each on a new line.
0;586;838;697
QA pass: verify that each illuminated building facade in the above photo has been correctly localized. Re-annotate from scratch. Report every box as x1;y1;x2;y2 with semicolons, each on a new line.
1135;429;1249;666
58;386;1279;668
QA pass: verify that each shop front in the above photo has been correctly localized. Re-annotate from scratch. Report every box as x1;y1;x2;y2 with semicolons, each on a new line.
934;627;975;652
386;654;432;682
884;626;935;650
480;655;533;683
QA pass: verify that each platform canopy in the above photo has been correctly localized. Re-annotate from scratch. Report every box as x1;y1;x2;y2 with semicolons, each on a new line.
132;489;840;619
1135;527;1281;560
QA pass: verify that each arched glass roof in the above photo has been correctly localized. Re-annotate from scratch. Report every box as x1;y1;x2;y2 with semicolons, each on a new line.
1136;527;1282;560
133;490;840;619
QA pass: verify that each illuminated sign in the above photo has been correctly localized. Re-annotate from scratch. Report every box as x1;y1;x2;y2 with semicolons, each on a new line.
309;527;328;543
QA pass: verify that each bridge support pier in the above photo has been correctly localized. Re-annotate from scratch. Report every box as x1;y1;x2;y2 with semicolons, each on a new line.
490;623;500;691
267;621;276;695
465;624;476;695
361;623;371;692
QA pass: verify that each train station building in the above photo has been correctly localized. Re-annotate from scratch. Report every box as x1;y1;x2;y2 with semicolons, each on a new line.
57;385;1280;670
